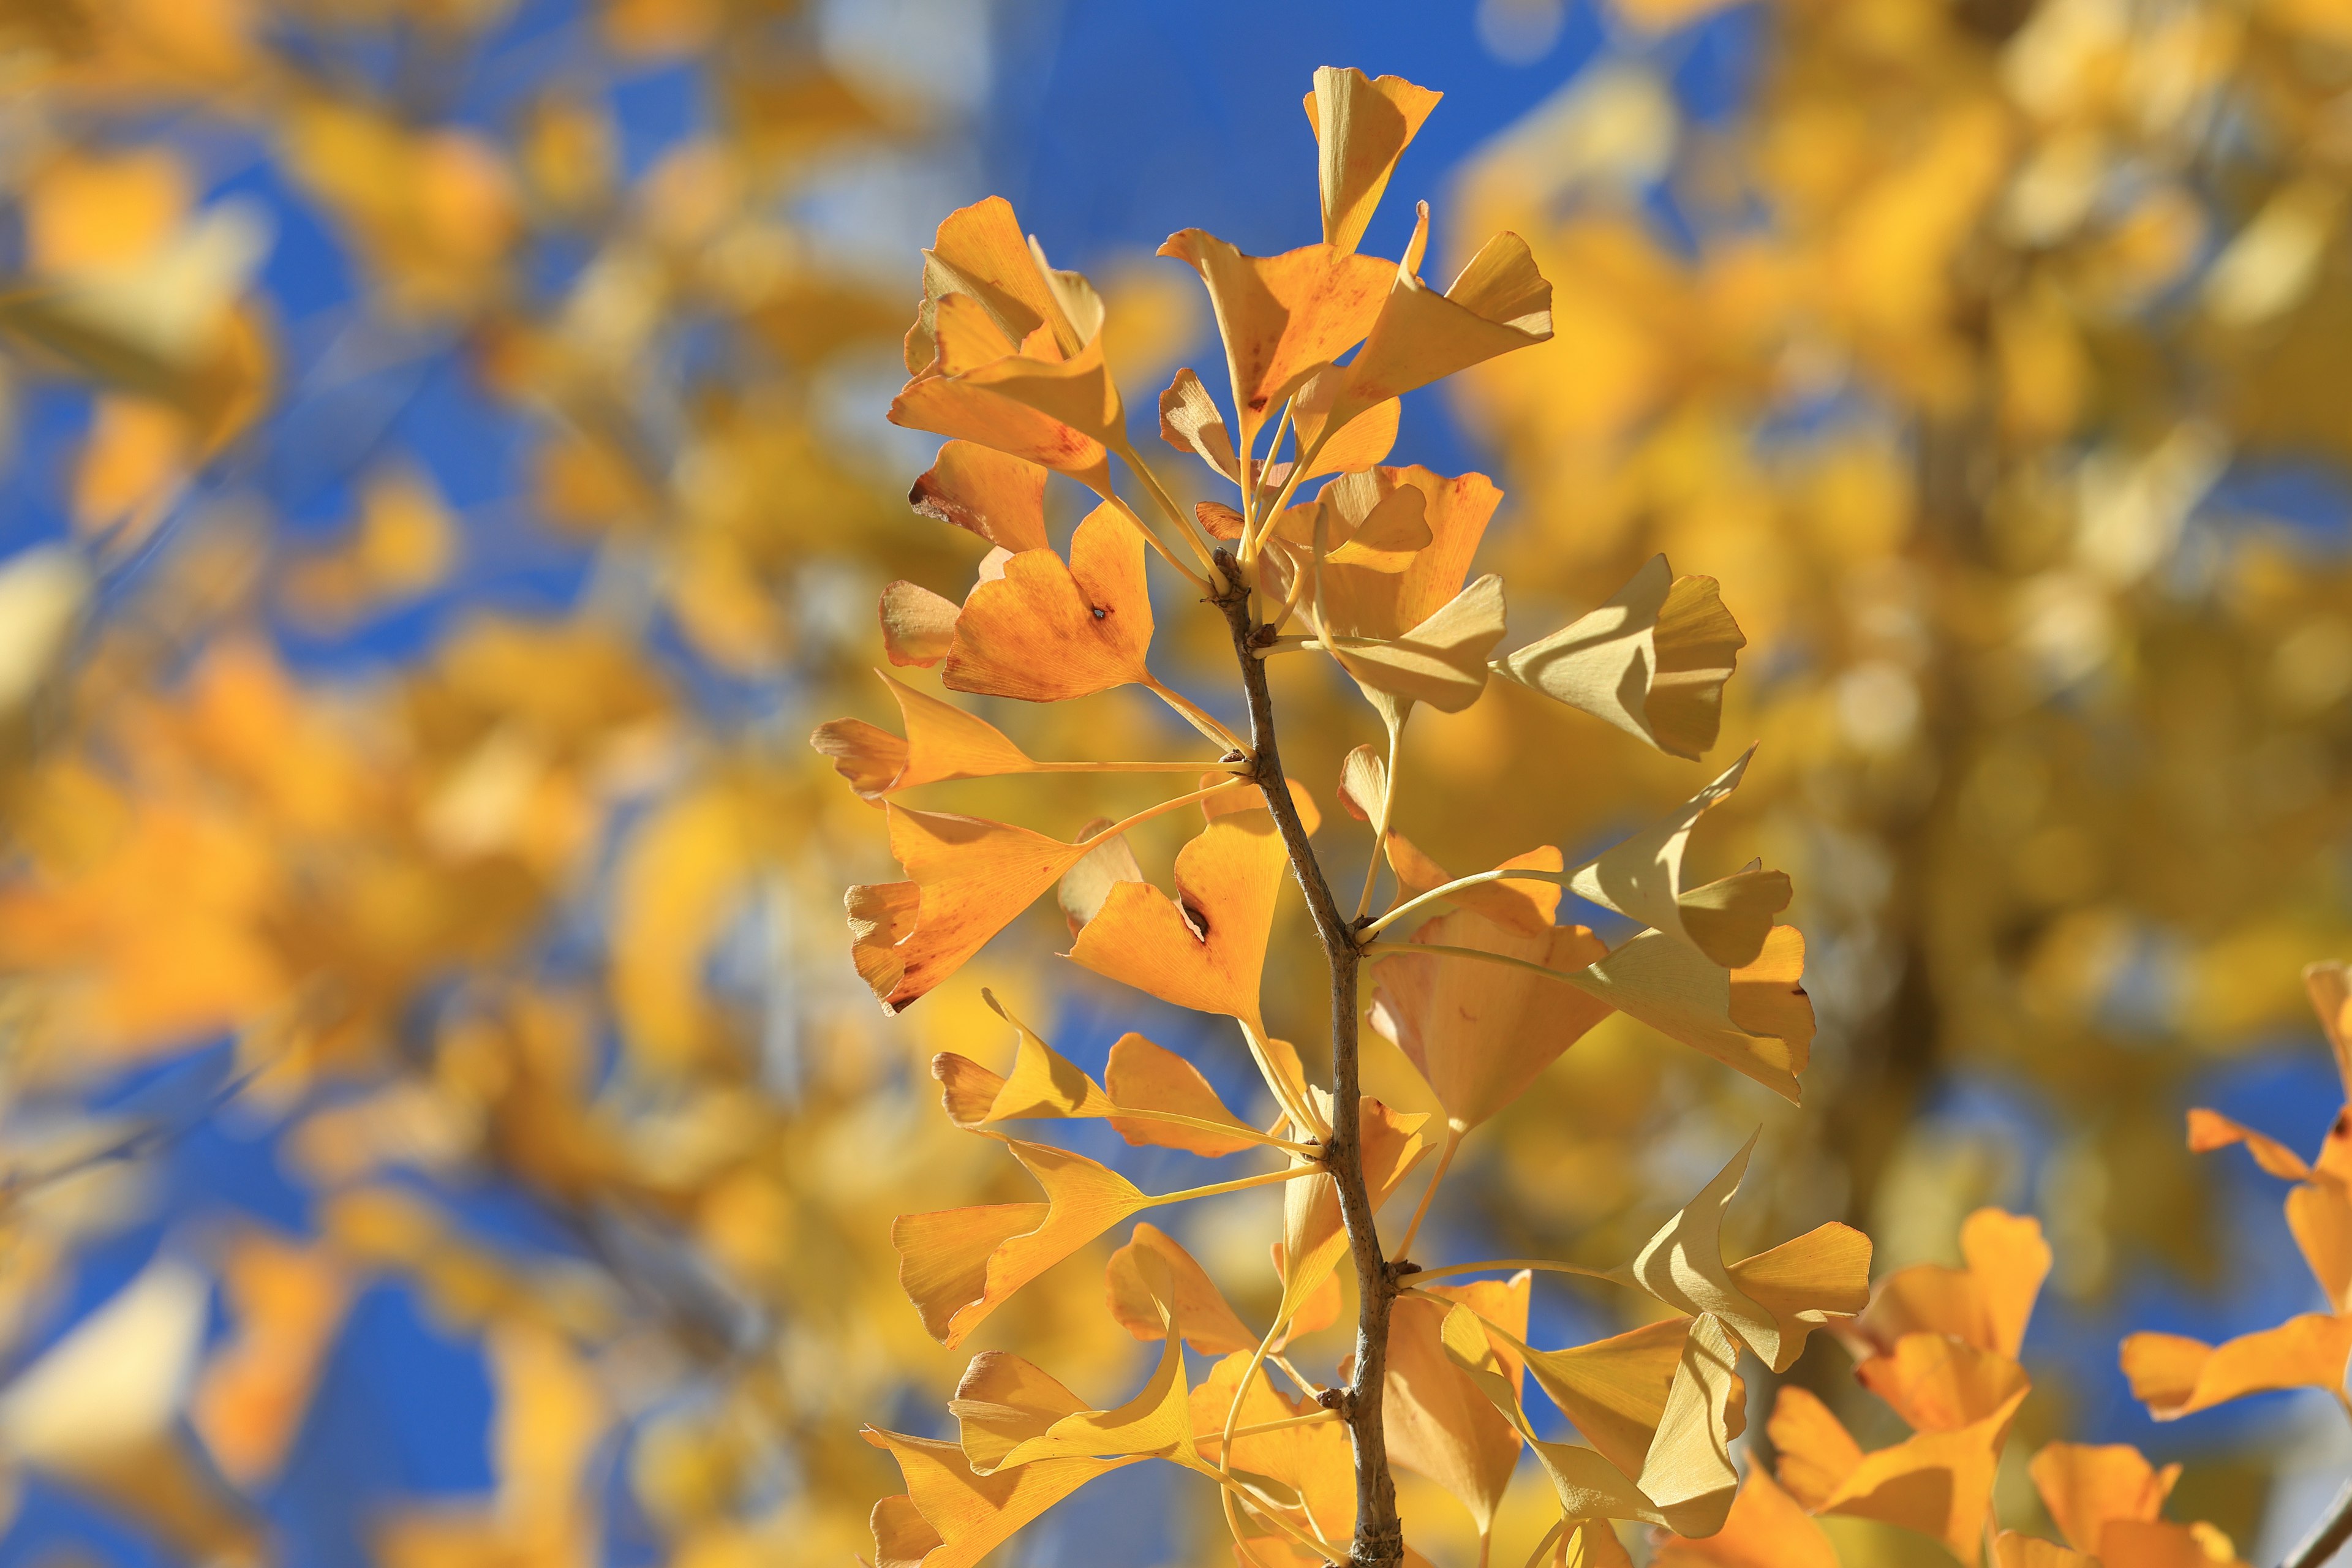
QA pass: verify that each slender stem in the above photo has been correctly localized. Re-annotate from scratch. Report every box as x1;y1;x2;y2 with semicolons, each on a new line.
1240;1016;1329;1142
1107;1105;1321;1155
1143;674;1246;754
1520;1519;1565;1568
2285;1477;2352;1568
1243;426;1329;565
1113;439;1218;572
1082;778;1250;851
1151;1163;1323;1206
1213;546;1404;1568
1267;1353;1322;1400
1352;709;1404;922
1260;551;1317;641
1399;1258;1620;1286
1250;398;1296;524
1104;489;1213;589
1028;760;1249;774
1360;941;1582;988
1219;1317;1290;1568
1226;1409;1339;1440
1393;1126;1461;1264
1359;864;1578;940
1185;1458;1348;1564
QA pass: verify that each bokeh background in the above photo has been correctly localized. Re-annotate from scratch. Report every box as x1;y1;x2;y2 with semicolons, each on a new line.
1;0;2350;1562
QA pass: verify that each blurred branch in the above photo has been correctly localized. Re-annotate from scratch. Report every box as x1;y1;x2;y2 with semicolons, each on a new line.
2285;1479;2352;1568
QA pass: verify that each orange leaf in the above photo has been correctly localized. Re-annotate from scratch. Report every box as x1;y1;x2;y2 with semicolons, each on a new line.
2027;1441;2177;1556
944;506;1153;703
1104;1033;1261;1156
1104;1223;1257;1354
1853;1332;2032;1433
1853;1208;2051;1361
2120;1312;2352;1420
812;670;1037;802
848;806;1092;1012
892;1139;1151;1347
1650;1468;1838;1568
190;1231;350;1489
1278;1096;1429;1322
1384;833;1563;934
1368;904;1610;1133
1384;1276;1528;1537
1303;67;1444;254
864;1426;1136;1568
910;440;1049;554
2187;1106;2312;1180
1327;202;1551;428
1067;795;1287;1031
881;581;960;668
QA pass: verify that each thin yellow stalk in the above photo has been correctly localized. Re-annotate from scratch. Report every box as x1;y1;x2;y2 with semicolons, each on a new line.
1142;674;1246;755
1106;491;1213;589
1359;941;1585;989
1109;1106;1321;1156
1080;778;1250;852
1026;760;1248;774
1150;1163;1321;1206
1240;1016;1329;1140
1112;438;1218;571
1225;1409;1338;1441
1393;1125;1461;1264
1357;862;1586;939
1400;1257;1620;1287
1352;706;1404;922
1521;1518;1566;1568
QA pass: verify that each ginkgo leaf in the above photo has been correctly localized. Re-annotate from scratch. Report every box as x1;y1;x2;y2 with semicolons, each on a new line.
1565;924;1814;1103
929;990;1113;1128
1104;1033;1262;1156
2288;1177;2352;1311
1384;834;1564;935
1190;1352;1356;1550
1852;1207;2052;1361
1384;1275;1529;1539
1769;1381;2029;1567
1287;368;1401;477
864;1427;1137;1568
2120;1313;2352;1420
950;1352;1087;1472
848;805;1093;1012
944;506;1154;703
2028;1442;2179;1557
1567;748;1760;957
1853;1332;2033;1433
881;581;960;668
902;197;1075;375
1275;481;1434;575
1303;67;1444;254
1158;367;1240;481
1338;744;1387;823
1991;1533;2096;1568
1156;228;1393;448
892;1139;1152;1346
1278;1096;1429;1322
811;670;1036;802
2308;960;2352;1104
1327;202;1553;429
892;333;1115;492
1068;794;1287;1031
1369;904;1610;1133
1106;1223;1257;1354
1649;1468;1839;1568
910;439;1050;554
2186;1106;2312;1181
1329;572;1507;714
1493;557;1746;761
1442;1304;1744;1536
1609;1134;1871;1373
2098;1521;2250;1568
996;1323;1197;1469
1058;818;1142;937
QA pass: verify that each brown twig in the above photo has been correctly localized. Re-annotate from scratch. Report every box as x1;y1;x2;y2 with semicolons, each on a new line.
2283;1478;2352;1568
1212;547;1402;1568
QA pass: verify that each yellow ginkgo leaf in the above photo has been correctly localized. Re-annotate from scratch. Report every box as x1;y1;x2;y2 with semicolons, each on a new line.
1158;367;1240;481
1649;1468;1838;1568
949;1352;1087;1472
1311;466;1501;644
1303;66;1444;254
864;1427;1137;1568
1384;1275;1529;1540
1768;1381;2029;1568
997;1286;1197;1468
2120;1313;2352;1420
881;580;960;669
1325;202;1552;429
1609;1134;1870;1373
1565;924;1813;1103
2027;1442;2179;1558
1067;795;1287;1031
944;507;1155;703
1368;903;1610;1134
1992;1532;2097;1568
903;196;1077;375
1337;743;1387;824
1853;1332;2033;1434
1384;834;1562;935
929;990;1113;1128
1104;1033;1262;1156
910;439;1050;554
1058;818;1142;936
2186;1106;2313;1181
1852;1207;2052;1362
1106;1223;1258;1354
892;1139;1152;1347
1492;556;1746;761
811;670;1038;803
848;805;1095;1012
1329;573;1507;714
1157;228;1393;450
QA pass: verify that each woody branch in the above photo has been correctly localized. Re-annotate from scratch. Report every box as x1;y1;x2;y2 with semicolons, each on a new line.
1212;546;1404;1568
